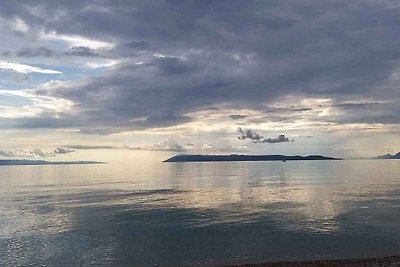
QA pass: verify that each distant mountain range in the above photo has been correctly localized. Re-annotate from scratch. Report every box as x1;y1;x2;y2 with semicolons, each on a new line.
376;152;400;159
0;160;105;166
164;154;341;162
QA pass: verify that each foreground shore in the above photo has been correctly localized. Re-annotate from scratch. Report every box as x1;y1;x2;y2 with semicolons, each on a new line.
231;256;400;267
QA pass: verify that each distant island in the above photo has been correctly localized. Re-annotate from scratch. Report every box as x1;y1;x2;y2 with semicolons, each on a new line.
0;159;106;166
164;154;341;162
376;152;400;159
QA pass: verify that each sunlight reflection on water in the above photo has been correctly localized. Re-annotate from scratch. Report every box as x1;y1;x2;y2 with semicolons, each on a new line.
1;159;400;266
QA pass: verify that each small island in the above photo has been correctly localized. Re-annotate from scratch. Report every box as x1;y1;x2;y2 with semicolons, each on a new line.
0;159;106;166
164;154;341;162
376;152;400;159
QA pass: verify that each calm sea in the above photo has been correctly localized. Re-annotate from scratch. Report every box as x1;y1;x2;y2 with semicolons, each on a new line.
1;151;400;266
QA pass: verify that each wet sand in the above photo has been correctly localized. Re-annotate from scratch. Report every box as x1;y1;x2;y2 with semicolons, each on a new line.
231;256;400;267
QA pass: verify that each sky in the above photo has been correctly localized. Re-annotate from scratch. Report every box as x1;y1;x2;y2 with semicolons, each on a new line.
0;0;400;159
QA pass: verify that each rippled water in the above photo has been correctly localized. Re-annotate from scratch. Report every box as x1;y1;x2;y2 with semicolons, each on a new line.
1;153;400;266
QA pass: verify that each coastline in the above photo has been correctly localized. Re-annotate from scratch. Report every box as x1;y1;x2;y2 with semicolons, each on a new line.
164;154;341;163
230;255;400;267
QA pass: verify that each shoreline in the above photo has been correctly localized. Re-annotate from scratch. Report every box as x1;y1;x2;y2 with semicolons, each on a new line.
164;154;341;163
230;255;400;267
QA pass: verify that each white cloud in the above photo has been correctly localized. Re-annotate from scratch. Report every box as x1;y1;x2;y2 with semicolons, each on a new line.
131;139;187;152
42;31;114;49
0;89;73;119
12;18;29;33
86;59;123;69
0;61;61;74
0;147;74;158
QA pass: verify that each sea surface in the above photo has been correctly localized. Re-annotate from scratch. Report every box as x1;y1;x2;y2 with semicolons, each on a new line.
1;151;400;266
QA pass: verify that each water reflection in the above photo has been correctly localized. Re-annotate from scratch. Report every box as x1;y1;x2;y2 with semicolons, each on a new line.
1;160;400;266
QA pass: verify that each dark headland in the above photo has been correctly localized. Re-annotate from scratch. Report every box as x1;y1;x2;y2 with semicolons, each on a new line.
164;154;341;162
0;159;106;166
376;151;400;159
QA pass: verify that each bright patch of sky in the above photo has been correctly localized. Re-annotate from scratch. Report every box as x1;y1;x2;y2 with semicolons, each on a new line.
0;94;32;107
41;31;114;49
0;61;61;74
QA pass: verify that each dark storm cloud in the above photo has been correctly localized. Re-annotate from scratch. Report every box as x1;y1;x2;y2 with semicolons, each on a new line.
229;115;247;120
238;128;263;142
64;46;104;58
238;128;291;144
260;134;290;144
2;1;400;131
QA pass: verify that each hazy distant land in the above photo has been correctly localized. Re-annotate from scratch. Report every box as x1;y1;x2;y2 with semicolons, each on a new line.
164;154;341;162
376;152;400;159
0;159;105;166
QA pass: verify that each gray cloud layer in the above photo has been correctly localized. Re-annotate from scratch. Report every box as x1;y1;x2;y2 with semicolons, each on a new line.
63;139;247;153
1;1;400;132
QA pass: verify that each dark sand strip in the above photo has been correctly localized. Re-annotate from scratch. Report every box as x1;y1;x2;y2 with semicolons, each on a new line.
229;255;400;267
